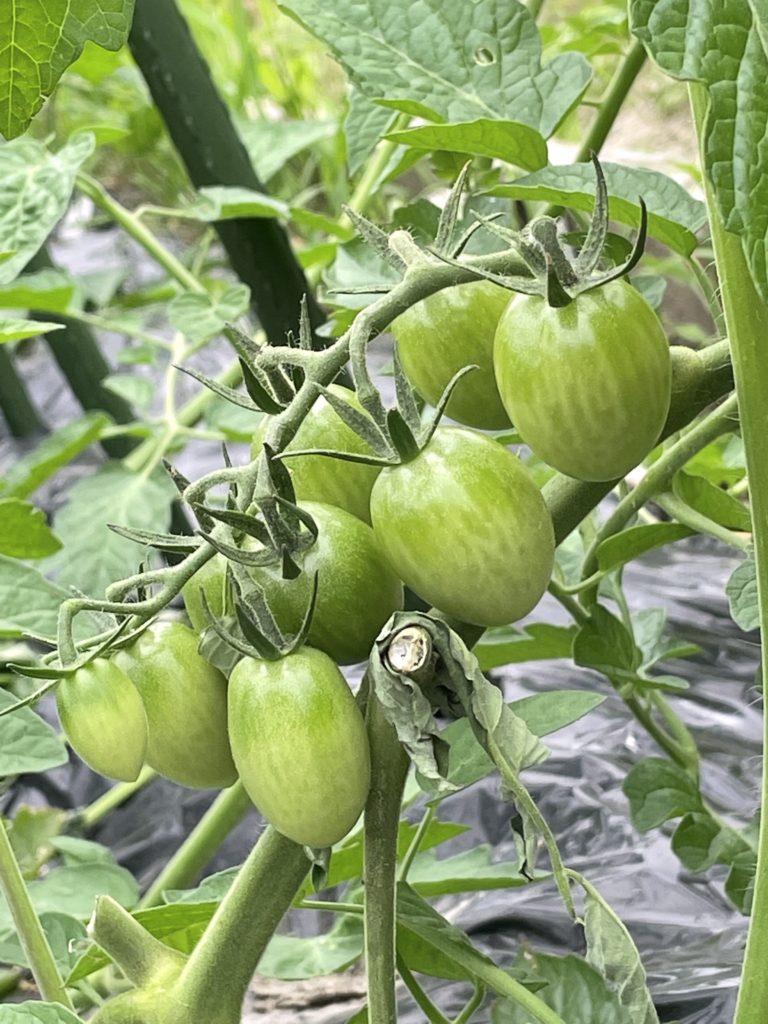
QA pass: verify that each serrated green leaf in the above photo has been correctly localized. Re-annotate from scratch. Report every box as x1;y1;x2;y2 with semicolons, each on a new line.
0;688;68;775
476;623;579;669
491;161;706;254
0;317;63;343
596;523;695;573
168;284;251;344
672;471;752;531
41;462;177;598
344;90;398;174
727;549;759;631
0;554;70;640
0;1003;83;1023
0;499;61;558
623;756;703;831
279;0;590;139
493;952;630;1024
0;413;109;499
386;119;547;171
0;2;134;138
185;186;289;221
0;133;95;282
573;605;640;674
236;118;337;182
0;269;76;313
631;0;768;298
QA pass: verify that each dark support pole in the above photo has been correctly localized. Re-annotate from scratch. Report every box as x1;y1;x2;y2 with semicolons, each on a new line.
0;345;44;438
128;0;325;346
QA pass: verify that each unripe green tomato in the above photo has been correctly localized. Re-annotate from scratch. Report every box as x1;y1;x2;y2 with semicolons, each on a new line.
228;648;370;847
493;279;672;481
370;427;555;627
181;553;228;633
251;384;380;523
391;280;512;430
113;622;236;789
246;501;403;665
56;659;148;782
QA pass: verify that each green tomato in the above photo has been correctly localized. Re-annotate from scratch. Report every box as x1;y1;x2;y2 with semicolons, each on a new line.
246;501;403;665
252;384;380;523
370;427;554;627
182;553;229;633
228;647;370;847
113;621;236;789
493;280;671;481
56;659;148;782
391;280;512;430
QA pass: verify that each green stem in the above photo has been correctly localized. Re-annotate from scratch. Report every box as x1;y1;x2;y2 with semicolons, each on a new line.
687;82;768;1024
364;691;411;1024
655;493;750;552
398;804;436;881
397;955;452;1024
575;39;647;163
77;174;204;294
139;782;252;908
346;113;410;218
579;391;739;601
170;827;309;1023
299;900;364;915
79;767;156;830
685;253;726;337
0;820;74;1009
454;985;485;1024
90;896;186;988
0;345;44;437
527;0;545;19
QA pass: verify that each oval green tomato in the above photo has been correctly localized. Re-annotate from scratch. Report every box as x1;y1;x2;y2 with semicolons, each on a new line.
370;427;554;627
182;553;229;633
251;384;380;523
493;279;672;481
391;280;511;430
228;648;370;847
247;501;403;665
56;659;148;782
113;621;236;789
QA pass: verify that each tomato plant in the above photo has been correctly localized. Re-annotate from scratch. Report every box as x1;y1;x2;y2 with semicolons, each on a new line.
182;552;228;633
55;659;148;783
228;647;370;848
494;279;672;481
246;501;403;665
391;280;512;429
113;622;236;790
370;427;555;626
252;384;381;523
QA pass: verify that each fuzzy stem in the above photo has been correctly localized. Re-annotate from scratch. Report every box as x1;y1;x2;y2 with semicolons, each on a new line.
169;827;309;1022
686;80;768;1024
397;955;451;1024
0;820;74;1009
89;896;186;988
139;782;252;908
364;691;410;1024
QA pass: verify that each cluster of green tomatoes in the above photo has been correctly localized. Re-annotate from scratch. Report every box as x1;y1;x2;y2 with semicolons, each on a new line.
57;276;671;850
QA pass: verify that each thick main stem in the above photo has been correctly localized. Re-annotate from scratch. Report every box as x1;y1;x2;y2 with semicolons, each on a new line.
687;83;768;1024
364;692;410;1024
169;826;309;1022
0;820;73;1009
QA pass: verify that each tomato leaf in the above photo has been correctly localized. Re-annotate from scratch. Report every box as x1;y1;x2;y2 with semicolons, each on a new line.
0;135;95;283
168;285;251;344
672;472;752;531
0;689;67;775
595;523;695;574
279;0;590;139
492;952;631;1024
0;913;86;975
725;849;757;915
0;499;61;558
631;0;768;300
0;555;70;640
407;845;532;897
258;915;364;980
345;90;399;174
726;549;760;631
573;605;640;674
0;1004;83;1023
623;757;703;831
0;318;64;344
0;414;110;501
490;162;706;255
0;269;77;314
386;119;547;171
671;812;751;873
476;623;579;669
